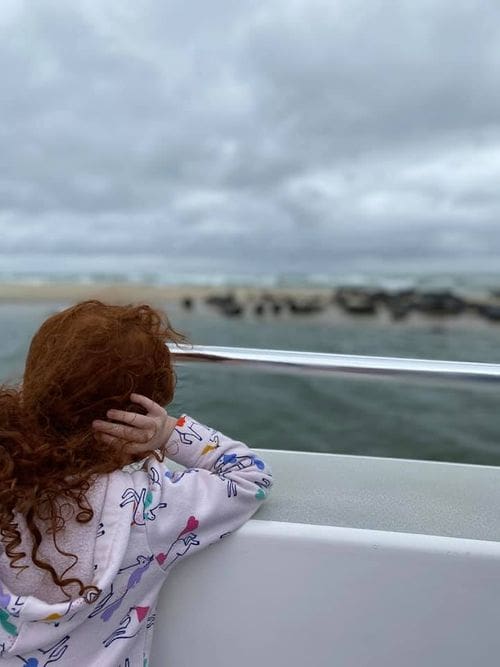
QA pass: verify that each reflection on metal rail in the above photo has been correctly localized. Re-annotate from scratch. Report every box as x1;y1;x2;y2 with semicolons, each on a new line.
169;345;500;388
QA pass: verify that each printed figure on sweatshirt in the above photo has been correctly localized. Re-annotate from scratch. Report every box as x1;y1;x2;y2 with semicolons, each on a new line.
213;451;267;498
0;591;24;620
87;584;116;621
254;475;273;500
147;465;161;489
120;487;168;526
172;417;204;446
0;301;273;666
155;515;201;569
15;635;70;666
88;554;154;622
103;606;150;648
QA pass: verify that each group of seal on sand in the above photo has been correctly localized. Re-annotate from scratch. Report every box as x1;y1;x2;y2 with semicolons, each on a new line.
180;287;500;322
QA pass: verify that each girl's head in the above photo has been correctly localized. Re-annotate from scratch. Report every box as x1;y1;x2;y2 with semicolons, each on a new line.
0;300;187;600
23;299;184;438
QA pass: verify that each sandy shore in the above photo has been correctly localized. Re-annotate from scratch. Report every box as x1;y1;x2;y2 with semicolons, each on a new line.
0;281;498;330
0;281;333;304
0;281;204;304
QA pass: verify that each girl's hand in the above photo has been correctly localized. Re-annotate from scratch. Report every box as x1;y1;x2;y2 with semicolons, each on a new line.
92;393;177;456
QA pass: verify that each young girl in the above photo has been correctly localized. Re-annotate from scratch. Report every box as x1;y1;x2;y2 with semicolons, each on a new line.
0;300;273;665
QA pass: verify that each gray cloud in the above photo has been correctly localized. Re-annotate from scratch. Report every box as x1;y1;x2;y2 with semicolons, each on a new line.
0;0;499;277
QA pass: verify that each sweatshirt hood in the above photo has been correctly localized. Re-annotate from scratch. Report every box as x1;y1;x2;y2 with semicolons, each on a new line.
0;471;134;656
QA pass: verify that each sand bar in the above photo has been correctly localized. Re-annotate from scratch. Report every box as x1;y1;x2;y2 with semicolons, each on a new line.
1;281;500;330
0;281;333;304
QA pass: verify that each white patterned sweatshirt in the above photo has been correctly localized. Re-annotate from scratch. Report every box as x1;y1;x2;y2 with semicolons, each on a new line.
0;415;273;666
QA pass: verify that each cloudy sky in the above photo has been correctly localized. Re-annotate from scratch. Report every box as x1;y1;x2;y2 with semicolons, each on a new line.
0;0;499;280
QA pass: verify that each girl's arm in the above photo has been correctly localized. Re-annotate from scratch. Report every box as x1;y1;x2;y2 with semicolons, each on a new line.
141;412;273;570
93;393;274;570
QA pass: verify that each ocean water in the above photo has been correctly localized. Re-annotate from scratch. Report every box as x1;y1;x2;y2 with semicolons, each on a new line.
1;297;500;467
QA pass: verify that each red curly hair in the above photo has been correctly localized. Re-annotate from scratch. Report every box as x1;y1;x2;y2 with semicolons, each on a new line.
0;300;187;601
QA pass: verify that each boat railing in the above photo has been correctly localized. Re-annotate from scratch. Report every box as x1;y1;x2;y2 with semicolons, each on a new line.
150;345;500;666
169;344;500;388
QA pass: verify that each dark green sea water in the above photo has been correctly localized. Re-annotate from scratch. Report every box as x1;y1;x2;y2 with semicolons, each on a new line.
1;301;500;466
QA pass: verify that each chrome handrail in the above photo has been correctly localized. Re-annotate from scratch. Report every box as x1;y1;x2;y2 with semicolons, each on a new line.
169;345;500;387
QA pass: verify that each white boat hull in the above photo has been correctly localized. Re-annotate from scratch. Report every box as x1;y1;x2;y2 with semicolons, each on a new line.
150;451;500;667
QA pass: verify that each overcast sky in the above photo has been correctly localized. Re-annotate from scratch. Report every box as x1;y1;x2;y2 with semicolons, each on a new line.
0;0;499;279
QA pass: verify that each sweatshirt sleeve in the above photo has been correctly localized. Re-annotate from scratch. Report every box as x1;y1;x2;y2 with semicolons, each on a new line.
141;415;274;571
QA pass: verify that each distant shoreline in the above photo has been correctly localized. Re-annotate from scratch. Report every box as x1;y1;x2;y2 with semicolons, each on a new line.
0;280;499;330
